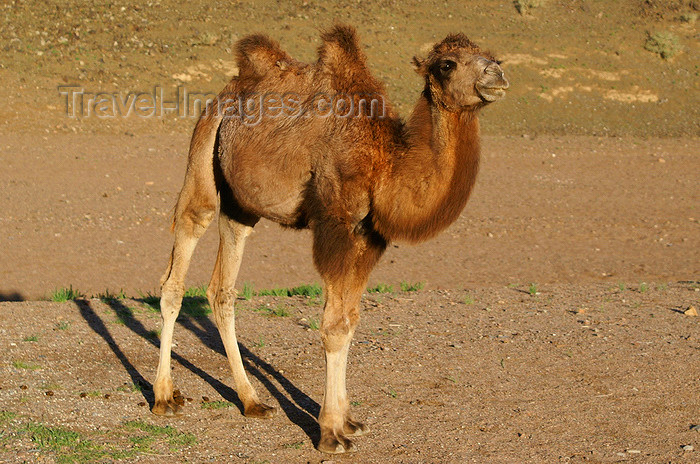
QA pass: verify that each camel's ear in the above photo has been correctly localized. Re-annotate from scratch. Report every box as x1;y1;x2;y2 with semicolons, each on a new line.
412;56;427;75
413;42;434;75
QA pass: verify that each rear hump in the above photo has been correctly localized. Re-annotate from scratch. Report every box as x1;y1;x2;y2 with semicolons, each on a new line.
317;24;381;94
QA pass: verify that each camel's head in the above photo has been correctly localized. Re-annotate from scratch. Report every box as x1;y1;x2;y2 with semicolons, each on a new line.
414;34;509;110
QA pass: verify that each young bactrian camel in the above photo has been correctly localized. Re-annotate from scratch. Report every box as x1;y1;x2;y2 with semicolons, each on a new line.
153;25;508;454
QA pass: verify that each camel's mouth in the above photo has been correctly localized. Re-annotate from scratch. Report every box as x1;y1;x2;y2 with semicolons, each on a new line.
477;86;508;102
476;68;509;103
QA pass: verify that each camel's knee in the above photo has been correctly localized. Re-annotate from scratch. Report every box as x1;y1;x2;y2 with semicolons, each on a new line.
160;280;185;318
321;317;357;352
175;205;216;238
207;287;237;328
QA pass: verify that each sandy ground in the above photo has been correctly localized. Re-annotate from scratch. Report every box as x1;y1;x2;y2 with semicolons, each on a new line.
1;284;698;463
1;135;698;301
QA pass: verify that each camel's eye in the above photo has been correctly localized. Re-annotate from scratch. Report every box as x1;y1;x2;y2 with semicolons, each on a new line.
439;60;456;74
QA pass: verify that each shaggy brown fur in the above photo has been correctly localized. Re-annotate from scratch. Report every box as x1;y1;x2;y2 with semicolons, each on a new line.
152;24;508;454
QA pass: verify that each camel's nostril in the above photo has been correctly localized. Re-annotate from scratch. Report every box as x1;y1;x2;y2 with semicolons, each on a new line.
485;63;503;76
484;63;509;90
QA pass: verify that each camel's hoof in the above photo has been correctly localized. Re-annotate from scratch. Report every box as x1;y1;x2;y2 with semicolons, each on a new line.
244;402;277;419
344;418;369;437
151;399;182;417
318;431;356;454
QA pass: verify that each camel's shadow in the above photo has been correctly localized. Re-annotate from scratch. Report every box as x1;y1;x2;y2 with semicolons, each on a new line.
75;298;321;445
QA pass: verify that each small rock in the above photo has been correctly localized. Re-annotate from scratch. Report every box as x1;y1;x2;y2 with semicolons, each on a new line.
627;449;641;454
202;396;210;402
684;306;697;317
79;392;87;398
19;385;28;390
658;158;665;163
690;424;700;431
137;401;147;407
45;391;54;397
682;445;694;451
103;394;111;399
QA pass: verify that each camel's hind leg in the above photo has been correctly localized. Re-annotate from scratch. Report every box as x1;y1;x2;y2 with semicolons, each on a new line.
206;210;276;418
153;115;219;416
153;197;215;415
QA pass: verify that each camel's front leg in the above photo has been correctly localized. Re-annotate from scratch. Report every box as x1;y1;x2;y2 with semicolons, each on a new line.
318;327;369;454
312;222;386;453
316;277;373;453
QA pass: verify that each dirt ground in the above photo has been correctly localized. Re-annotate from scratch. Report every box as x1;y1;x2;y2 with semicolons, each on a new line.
0;0;699;462
1;284;699;463
1;134;698;301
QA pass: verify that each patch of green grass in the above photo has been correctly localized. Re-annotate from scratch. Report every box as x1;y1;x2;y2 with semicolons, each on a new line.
350;400;362;407
254;304;291;317
528;283;538;296
180;301;211;318
25;422;80;450
463;294;474;305
123;420;196;450
95;289;127;301
645;31;682;59
128;434;155;449
656;283;667;291
400;281;424;292
0;411;17;422
180;285;211;318
167;431;197;449
50;285;84;302
617;283;626;292
23;421;127;463
269;305;290;317
201;400;233;409
147;329;160;340
23;335;38;342
368;283;394;294
289;283;322;297
12;360;40;370
639;282;649;293
55;321;70;330
386;387;398;398
257;287;289;297
241;282;254;300
40;382;61;391
253;336;266;348
307;316;320;330
138;290;160;310
283;441;304;449
183;285;207;298
116;383;142;393
257;283;322;297
85;390;102;398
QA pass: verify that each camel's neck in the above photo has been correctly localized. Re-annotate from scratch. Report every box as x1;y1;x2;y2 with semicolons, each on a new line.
372;95;481;243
